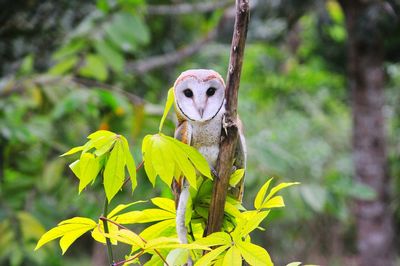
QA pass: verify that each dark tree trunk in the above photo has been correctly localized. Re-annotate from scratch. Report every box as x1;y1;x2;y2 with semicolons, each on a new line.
339;1;394;265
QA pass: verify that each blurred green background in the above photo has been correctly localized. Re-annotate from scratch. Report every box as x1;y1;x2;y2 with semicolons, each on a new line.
0;0;399;265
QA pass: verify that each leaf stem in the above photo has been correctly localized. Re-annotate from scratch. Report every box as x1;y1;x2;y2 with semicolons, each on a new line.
102;199;114;266
99;216;169;266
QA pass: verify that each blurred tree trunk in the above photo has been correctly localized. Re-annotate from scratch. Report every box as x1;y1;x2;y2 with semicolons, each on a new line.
339;1;394;265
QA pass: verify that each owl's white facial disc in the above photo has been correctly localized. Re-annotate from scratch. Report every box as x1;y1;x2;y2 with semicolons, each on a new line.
174;69;225;122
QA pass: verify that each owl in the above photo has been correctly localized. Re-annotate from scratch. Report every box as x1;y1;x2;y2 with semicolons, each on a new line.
172;69;246;246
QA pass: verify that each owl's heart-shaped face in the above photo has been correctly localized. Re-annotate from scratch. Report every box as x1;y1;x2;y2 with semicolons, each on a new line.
174;69;225;122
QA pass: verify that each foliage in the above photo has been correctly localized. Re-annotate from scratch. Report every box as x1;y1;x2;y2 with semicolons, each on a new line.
1;0;400;265
34;87;299;265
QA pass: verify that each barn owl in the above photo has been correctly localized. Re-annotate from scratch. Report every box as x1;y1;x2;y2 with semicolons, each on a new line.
172;69;246;248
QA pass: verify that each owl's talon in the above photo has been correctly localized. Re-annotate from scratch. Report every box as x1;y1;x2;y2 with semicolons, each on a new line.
211;167;219;180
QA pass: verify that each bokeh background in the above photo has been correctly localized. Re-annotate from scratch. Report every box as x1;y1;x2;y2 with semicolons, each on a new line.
0;0;399;265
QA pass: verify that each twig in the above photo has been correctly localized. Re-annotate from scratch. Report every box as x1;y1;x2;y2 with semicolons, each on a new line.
125;28;218;75
125;4;238;75
123;160;144;187
99;216;169;266
146;0;232;15
102;199;114;265
205;0;249;236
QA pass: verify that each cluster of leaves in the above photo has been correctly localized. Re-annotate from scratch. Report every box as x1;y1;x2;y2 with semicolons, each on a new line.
34;89;299;265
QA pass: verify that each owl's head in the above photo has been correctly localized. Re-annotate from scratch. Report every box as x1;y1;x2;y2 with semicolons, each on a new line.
174;69;225;122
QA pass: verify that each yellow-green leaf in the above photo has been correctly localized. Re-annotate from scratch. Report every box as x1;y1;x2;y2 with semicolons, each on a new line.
105;229;145;249
222;246;242;266
69;160;80;179
286;262;302;266
151;197;176;213
262;195;285;209
122;137;137;192
264;182;300;203
236;241;273;266
194;245;229;266
166;249;190;266
107;201;146;219
77;153;101;193
238;211;270;237
159;87;174;132
104;140;125;202
91;220;119;245
115;209;175;224
176;139;211;179
35;217;96;254
254;178;273;210
194;232;231;247
229;169;245;187
140;219;176;240
142;135;157;186
151;135;175;186
61;146;84;157
88;130;116;140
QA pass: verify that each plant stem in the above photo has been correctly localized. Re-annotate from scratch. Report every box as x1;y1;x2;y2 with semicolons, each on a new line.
102;199;114;265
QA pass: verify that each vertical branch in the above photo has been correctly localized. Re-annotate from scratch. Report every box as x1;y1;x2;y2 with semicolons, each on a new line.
103;199;114;265
205;0;249;236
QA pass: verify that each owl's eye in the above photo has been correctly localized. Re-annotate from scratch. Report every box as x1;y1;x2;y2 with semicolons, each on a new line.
183;89;193;98
206;87;216;96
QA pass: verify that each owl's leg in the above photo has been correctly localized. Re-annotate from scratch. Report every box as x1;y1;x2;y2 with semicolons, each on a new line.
176;178;193;265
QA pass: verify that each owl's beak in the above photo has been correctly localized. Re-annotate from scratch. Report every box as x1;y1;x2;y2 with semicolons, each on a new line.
198;107;204;118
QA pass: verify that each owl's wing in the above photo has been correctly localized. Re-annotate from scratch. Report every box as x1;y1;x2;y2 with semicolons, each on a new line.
231;118;247;202
172;121;192;205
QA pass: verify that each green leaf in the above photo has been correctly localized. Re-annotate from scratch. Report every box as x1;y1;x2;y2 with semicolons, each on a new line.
194;245;229;266
94;39;124;72
254;178;273;210
105;12;149;52
77;153;101;193
236;241;273;266
300;184;327;212
35;217;96;254
49;56;78;75
20;54;34;75
151;197;176;213
104;140;125;202
52;39;85;60
222;246;242;266
79;54;108;81
159;87;174;132
229;169;245;187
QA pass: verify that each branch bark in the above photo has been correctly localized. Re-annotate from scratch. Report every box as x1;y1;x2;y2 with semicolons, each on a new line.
205;0;249;236
125;27;218;75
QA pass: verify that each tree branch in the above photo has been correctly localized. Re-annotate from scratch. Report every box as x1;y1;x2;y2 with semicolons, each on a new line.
146;0;232;15
126;4;239;75
205;0;249;236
